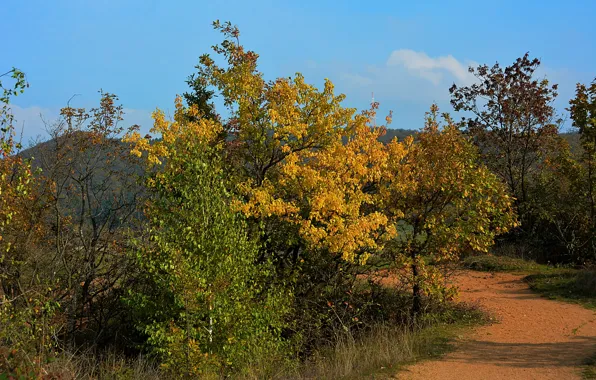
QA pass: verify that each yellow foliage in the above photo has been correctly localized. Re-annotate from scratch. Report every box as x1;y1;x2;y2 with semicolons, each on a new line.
124;96;223;167
380;105;517;299
124;26;516;280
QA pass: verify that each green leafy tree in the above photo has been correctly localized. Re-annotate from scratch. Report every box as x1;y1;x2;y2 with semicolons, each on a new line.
558;78;596;260
0;68;27;150
521;78;596;263
569;79;596;231
129;22;392;352
127;109;290;377
528;143;589;261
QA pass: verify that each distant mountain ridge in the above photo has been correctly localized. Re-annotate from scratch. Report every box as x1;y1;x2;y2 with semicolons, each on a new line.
18;129;579;176
378;128;417;144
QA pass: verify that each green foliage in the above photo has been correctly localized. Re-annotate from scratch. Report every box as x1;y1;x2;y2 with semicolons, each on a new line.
0;68;27;152
570;79;596;158
128;138;290;377
526;142;592;262
183;72;218;122
450;55;596;267
0;297;60;377
0;67;61;378
0;67;29;237
520;78;596;263
525;269;596;309
567;78;596;259
462;254;545;272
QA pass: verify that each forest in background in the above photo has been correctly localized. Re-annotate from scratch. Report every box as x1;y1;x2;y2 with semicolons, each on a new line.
1;21;596;379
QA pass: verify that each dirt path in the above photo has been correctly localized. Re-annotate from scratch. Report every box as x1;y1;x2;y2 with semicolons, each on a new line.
397;270;596;380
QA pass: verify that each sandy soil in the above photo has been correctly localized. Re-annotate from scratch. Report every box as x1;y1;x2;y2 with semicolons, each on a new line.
396;270;596;380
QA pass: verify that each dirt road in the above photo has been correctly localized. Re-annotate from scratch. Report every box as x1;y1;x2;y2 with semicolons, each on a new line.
397;271;596;379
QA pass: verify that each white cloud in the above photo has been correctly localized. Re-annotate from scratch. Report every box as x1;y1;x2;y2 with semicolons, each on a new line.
310;51;579;131
9;105;59;141
387;49;475;85
332;50;478;107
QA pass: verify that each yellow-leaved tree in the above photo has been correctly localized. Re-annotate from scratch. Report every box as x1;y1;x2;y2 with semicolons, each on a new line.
126;22;394;273
125;21;395;350
380;105;517;317
125;22;516;356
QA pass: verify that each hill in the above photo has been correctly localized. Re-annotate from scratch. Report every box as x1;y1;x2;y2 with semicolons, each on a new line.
379;128;417;144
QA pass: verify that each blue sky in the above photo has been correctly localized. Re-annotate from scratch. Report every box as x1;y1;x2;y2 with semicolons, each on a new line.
3;0;595;142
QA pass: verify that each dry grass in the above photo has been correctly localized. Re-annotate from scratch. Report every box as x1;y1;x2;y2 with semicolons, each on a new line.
292;324;437;379
10;298;485;379
39;322;466;379
26;350;162;379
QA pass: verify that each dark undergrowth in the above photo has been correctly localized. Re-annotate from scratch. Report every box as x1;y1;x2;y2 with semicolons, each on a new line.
582;354;596;379
23;299;488;380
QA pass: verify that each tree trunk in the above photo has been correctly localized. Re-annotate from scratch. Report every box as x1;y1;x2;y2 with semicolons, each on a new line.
411;259;421;323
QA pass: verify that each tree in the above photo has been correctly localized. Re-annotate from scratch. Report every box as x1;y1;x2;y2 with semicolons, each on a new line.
124;20;392;272
30;92;143;347
511;78;596;264
125;21;516;352
125;21;395;351
450;53;561;226
0;69;59;377
569;79;596;231
183;72;218;121
178;21;389;265
562;78;596;259
0;68;27;150
126;101;289;377
381;106;516;317
0;68;29;246
527;143;589;261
